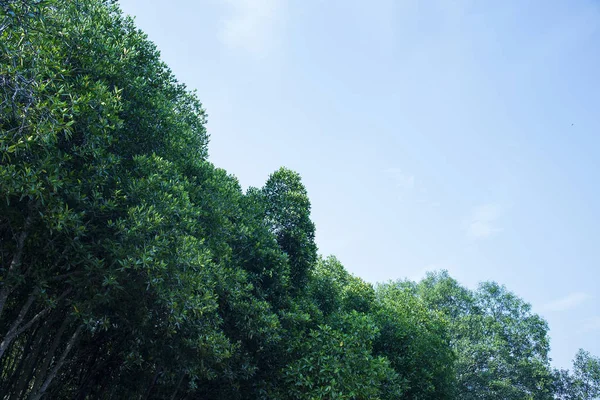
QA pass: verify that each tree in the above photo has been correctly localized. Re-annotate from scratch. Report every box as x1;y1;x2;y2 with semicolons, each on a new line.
374;281;456;399
282;312;401;400
262;168;317;289
309;256;375;316
416;271;555;400
554;350;600;400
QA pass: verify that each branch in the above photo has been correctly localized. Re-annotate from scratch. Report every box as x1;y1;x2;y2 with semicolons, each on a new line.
0;213;33;318
30;324;83;400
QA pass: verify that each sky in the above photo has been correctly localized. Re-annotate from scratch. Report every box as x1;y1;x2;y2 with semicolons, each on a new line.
117;0;600;370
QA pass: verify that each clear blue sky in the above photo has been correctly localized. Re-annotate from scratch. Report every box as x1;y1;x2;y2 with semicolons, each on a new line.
117;0;600;370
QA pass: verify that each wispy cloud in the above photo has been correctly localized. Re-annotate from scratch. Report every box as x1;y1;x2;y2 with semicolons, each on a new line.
579;316;600;334
542;292;591;312
219;0;285;56
466;203;502;239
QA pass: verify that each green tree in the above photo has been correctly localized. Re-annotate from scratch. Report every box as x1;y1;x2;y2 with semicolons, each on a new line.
309;256;375;317
416;271;555;400
554;350;600;400
282;312;401;400
374;281;456;399
262;168;317;289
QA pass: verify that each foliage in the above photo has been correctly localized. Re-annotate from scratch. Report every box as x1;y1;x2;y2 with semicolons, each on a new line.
374;281;456;399
283;313;401;400
554;350;600;400
416;272;555;400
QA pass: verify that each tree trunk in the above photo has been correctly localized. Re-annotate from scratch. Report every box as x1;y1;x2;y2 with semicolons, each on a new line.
29;315;70;396
0;287;69;361
0;292;36;360
0;213;32;319
170;372;186;400
29;324;83;400
8;321;49;400
74;359;101;400
1;322;38;395
142;366;163;400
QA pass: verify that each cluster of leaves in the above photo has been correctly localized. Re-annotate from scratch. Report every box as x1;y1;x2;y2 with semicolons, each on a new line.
0;1;598;399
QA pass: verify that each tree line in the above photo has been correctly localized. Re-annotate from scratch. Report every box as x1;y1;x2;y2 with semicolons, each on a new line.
0;0;598;398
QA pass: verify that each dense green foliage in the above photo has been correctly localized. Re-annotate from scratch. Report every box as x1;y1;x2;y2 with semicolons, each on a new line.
0;1;598;398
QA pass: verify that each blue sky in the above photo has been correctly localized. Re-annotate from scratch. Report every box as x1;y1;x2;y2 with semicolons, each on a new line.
117;0;600;370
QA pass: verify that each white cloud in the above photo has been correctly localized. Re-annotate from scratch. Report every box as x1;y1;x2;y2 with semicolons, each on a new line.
542;292;591;313
219;0;285;56
466;203;502;239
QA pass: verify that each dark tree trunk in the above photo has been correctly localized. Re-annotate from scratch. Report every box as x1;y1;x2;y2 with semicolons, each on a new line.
8;321;49;400
0;213;32;319
170;372;187;400
142;366;163;400
29;324;83;400
29;315;70;396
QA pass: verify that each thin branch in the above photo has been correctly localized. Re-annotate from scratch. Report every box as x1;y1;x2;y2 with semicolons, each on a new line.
0;213;33;318
30;324;83;400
